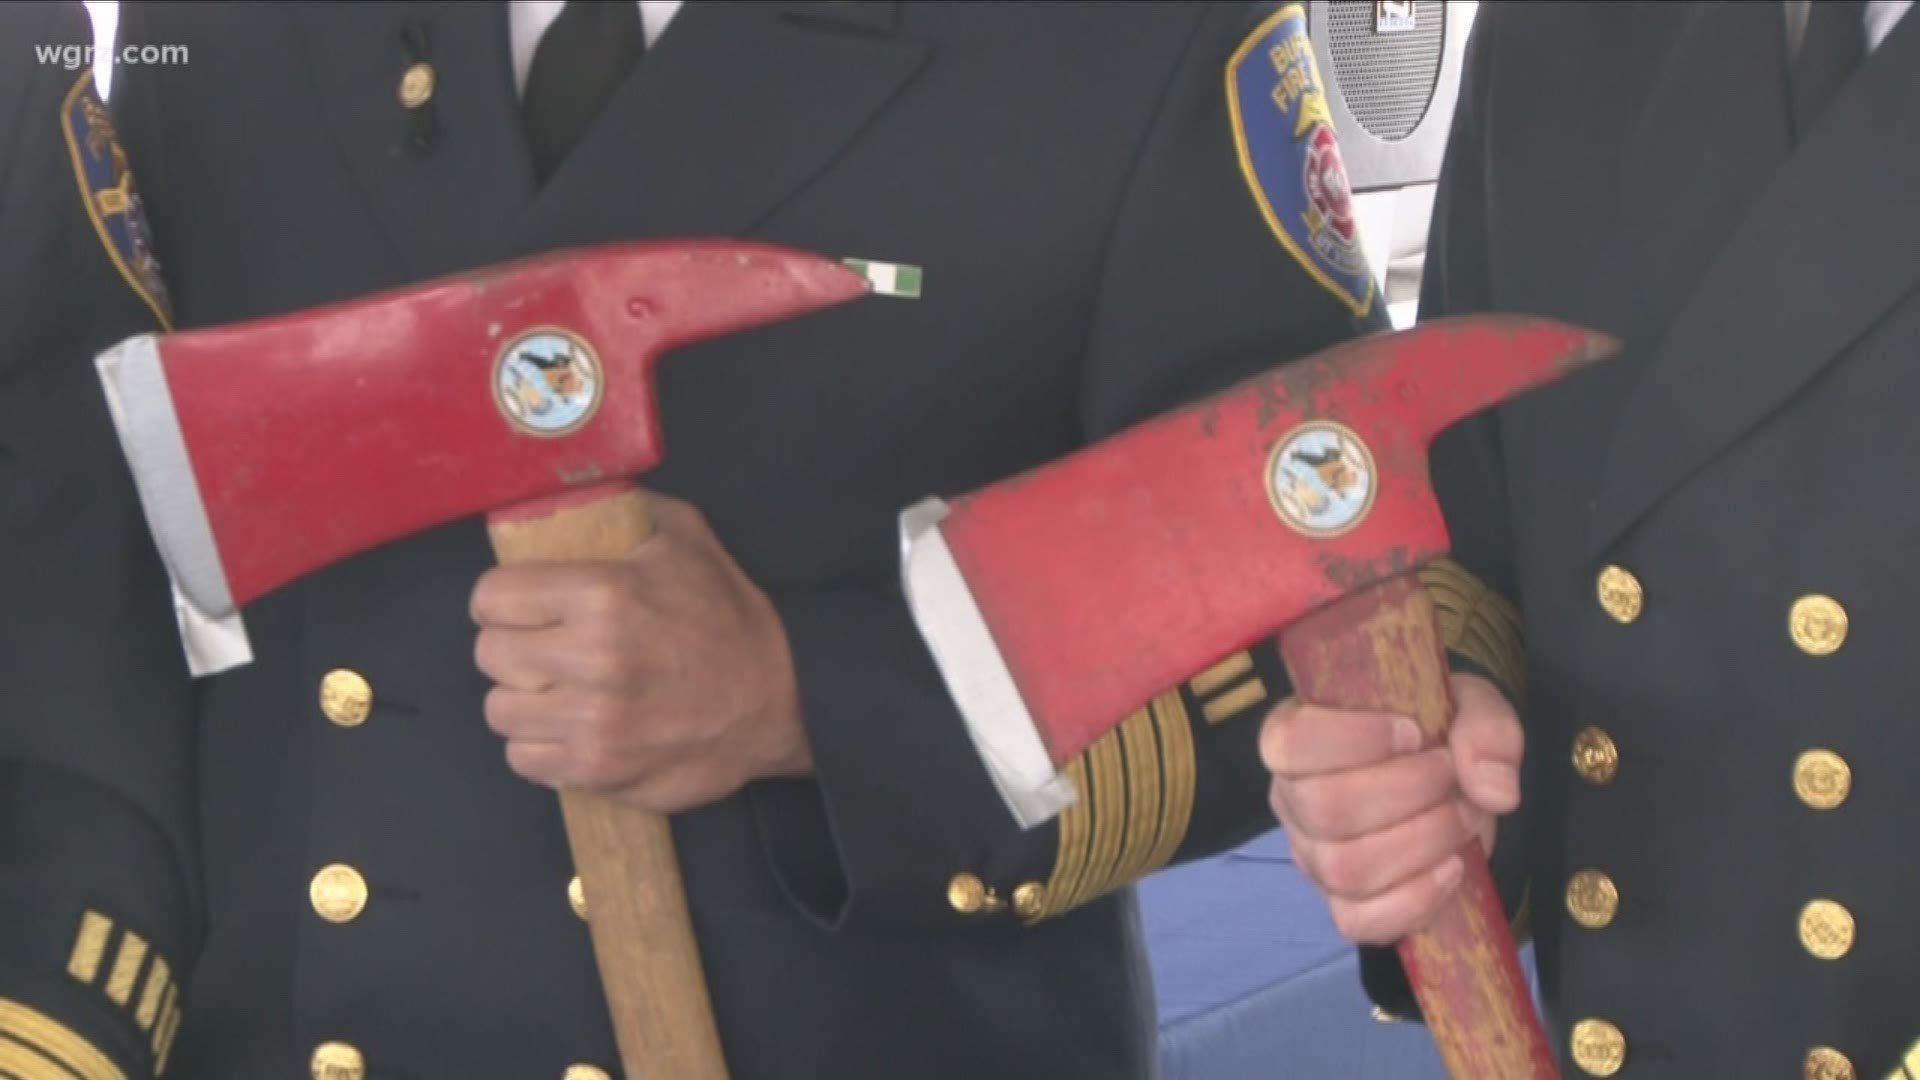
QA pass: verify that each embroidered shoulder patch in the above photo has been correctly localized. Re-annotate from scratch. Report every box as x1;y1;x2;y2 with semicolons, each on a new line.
1225;5;1376;319
61;71;173;329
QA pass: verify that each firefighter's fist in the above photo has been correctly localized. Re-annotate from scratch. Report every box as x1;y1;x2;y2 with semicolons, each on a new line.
1259;672;1521;944
470;494;812;812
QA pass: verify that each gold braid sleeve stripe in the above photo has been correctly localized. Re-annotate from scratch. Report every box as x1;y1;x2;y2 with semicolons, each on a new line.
151;1008;181;1079
1187;651;1272;726
1063;731;1127;914
1188;653;1252;697
0;1034;76;1080
56;912;176;1070
133;961;169;1034
1889;1037;1920;1080
1143;690;1197;876
1508;882;1533;948
64;916;111;987
1034;758;1093;922
102;936;147;1010
1109;705;1167;893
1023;693;1197;923
1418;558;1526;700
0;1001;125;1080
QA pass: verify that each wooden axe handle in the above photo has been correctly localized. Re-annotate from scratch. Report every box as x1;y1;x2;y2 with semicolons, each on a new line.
488;487;731;1080
1278;574;1558;1080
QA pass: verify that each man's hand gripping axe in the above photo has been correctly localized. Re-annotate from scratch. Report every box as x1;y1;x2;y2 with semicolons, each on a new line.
94;240;886;1080
900;316;1616;1079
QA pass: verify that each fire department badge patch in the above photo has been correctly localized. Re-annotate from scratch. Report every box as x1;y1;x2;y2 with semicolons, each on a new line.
1226;4;1376;318
61;72;173;329
493;328;604;437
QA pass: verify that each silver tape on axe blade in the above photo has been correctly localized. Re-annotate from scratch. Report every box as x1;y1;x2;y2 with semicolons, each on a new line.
173;585;253;676
96;333;252;676
899;497;1078;830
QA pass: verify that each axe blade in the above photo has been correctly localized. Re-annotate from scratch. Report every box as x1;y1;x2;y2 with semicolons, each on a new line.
95;240;870;673
901;315;1616;827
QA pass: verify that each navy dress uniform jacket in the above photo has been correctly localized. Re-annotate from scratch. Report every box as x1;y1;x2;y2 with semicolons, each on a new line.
1365;3;1920;1078
0;2;200;1078
0;2;1526;1077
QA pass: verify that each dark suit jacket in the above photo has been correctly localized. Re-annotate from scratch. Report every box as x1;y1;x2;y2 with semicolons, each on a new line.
0;2;200;1077
1379;3;1920;1076
0;2;1407;1077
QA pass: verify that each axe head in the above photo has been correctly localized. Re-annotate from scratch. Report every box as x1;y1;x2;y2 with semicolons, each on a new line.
900;315;1617;827
96;240;872;672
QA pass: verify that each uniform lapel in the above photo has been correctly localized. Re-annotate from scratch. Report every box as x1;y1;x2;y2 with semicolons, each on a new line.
1584;7;1920;559
1576;2;1794;345
288;1;536;277
508;1;929;251
1489;2;1784;560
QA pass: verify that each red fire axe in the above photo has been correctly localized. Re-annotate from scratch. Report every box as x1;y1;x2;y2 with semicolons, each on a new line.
92;240;896;1080
899;316;1618;1079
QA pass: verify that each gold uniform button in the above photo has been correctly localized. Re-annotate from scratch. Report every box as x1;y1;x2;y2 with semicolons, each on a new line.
310;1041;366;1080
1572;726;1620;785
398;61;436;108
1794;750;1852;811
1569;1018;1626;1077
1789;595;1849;656
569;875;589;920
310;864;369;924
563;1067;612;1080
948;872;987;914
319;669;373;728
1799;900;1855;960
1596;566;1644;624
947;872;1005;915
1012;882;1046;921
1804;1046;1855;1080
1565;870;1620;930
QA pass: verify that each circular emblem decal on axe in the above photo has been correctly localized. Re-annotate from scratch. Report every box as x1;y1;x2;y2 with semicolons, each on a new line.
1266;421;1377;537
493;327;604;437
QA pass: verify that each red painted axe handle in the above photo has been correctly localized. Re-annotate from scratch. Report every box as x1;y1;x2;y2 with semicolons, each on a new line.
1278;574;1558;1080
488;482;730;1080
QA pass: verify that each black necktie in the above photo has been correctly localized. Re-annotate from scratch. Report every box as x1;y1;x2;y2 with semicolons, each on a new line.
522;1;646;184
1789;0;1868;140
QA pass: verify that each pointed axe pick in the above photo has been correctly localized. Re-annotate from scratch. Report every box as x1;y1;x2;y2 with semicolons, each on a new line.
92;239;899;1080
900;314;1617;1080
